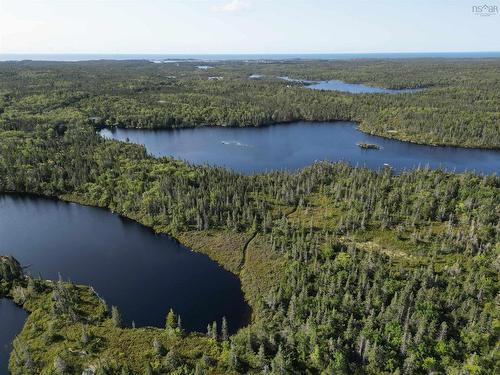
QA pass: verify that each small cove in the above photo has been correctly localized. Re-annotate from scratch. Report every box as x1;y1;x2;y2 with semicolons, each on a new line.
0;194;251;374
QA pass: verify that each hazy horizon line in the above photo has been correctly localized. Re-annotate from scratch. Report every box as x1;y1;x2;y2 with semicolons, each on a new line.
2;50;500;55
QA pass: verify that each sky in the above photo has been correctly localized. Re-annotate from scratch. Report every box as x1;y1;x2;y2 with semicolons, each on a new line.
0;0;499;54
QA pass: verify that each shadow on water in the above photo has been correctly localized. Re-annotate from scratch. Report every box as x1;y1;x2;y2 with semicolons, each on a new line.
0;194;251;373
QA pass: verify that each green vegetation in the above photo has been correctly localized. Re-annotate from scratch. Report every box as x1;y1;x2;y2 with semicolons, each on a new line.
5;267;240;374
0;60;499;374
0;59;499;148
0;256;23;296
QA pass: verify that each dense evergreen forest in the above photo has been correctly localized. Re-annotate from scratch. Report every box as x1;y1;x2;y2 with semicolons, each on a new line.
0;58;499;148
0;60;499;374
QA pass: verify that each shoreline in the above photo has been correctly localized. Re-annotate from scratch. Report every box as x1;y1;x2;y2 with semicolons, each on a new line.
97;119;500;152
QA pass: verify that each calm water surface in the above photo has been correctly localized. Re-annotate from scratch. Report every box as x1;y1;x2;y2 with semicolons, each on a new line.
100;121;500;175
307;80;420;93
0;299;27;375
279;76;420;93
0;195;250;334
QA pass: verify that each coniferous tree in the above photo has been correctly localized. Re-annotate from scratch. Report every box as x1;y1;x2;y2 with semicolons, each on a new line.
111;306;122;328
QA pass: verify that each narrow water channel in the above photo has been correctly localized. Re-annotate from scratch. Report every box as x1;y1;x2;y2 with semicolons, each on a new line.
0;299;27;375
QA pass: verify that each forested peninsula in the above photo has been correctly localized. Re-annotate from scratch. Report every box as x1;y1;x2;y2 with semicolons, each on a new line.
0;59;499;374
1;59;499;148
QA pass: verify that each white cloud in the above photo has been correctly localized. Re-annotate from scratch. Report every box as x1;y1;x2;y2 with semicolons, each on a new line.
211;0;251;13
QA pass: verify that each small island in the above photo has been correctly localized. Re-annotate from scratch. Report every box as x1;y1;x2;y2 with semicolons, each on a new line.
356;142;381;150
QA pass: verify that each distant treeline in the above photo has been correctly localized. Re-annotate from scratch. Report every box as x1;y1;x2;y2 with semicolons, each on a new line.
0;59;499;148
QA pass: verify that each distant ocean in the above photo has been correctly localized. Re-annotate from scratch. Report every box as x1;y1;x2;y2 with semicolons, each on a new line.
1;52;500;62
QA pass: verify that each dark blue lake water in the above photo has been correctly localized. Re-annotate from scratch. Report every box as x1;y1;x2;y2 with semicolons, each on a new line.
0;299;27;375
0;195;250;336
100;121;500;175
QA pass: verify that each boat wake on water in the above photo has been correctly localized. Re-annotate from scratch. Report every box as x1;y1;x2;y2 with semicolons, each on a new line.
221;140;251;147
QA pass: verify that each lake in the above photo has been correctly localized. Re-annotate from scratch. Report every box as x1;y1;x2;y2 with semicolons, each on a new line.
0;299;27;375
0;195;250;338
100;121;500;175
278;76;420;93
307;80;420;93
